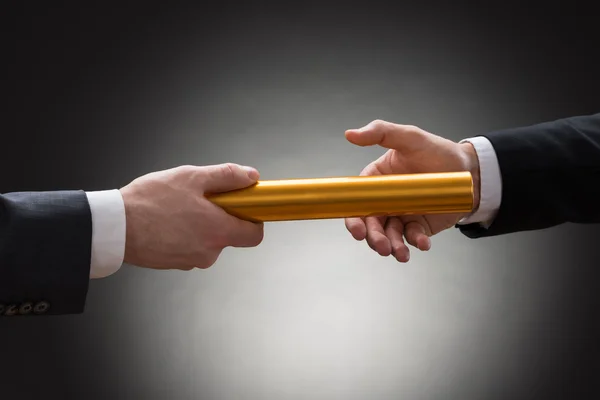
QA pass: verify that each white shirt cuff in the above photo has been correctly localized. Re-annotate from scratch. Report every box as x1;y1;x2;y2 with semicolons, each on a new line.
85;190;126;279
458;136;502;228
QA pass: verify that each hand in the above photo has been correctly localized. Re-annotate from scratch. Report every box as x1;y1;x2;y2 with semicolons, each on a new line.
119;163;264;270
344;120;480;262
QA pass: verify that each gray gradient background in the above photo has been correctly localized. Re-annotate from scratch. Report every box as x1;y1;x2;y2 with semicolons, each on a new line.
1;4;599;399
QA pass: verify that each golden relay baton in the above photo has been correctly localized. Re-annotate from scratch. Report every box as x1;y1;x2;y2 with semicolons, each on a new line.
205;171;474;222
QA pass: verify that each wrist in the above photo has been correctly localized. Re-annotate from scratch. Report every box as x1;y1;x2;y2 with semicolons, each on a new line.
119;187;139;266
460;142;481;215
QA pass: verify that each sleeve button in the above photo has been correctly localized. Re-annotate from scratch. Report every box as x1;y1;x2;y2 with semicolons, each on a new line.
33;301;50;314
19;302;33;315
4;305;18;316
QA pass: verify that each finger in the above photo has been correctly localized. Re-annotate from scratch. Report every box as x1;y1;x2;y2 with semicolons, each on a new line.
404;221;431;251
361;165;391;254
196;250;221;269
385;217;410;262
345;217;367;240
345;119;423;150
344;160;384;240
201;163;260;193
224;218;265;248
359;160;386;177
366;216;391;256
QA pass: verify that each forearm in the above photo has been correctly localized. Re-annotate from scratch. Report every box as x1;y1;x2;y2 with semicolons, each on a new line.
459;113;600;238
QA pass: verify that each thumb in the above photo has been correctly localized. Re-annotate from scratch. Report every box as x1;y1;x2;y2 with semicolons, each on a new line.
202;163;260;193
345;119;425;151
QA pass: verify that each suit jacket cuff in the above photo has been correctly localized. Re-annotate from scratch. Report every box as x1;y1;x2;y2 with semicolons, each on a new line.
0;190;93;315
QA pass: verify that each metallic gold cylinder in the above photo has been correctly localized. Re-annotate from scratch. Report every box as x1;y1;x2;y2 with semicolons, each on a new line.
206;171;473;222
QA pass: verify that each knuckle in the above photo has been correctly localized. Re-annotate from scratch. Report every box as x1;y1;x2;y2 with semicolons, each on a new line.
209;231;228;249
221;162;238;179
177;164;195;173
175;165;199;179
371;119;385;128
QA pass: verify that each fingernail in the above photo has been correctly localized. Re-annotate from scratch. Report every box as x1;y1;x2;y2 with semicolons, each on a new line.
243;166;259;180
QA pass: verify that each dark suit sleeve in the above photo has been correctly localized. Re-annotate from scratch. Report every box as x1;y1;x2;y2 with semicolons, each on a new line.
0;191;92;316
458;113;600;238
